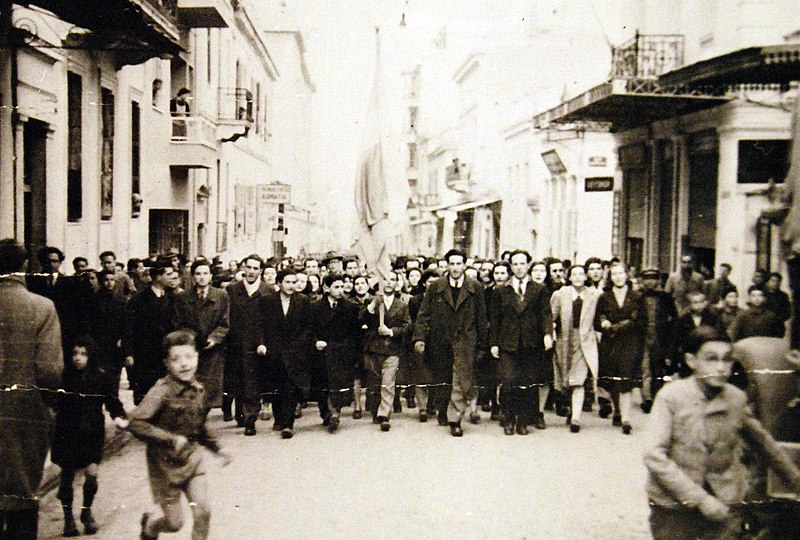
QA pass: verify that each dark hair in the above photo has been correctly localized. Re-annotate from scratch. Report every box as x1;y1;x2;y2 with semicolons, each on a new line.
37;246;64;266
99;250;116;261
343;257;358;268
443;249;466;263
164;329;197;354
500;250;512;261
353;275;369;286
723;286;739;297
98;269;116;280
407;267;422;278
241;254;264;268
424;257;438;268
323;273;344;287
0;239;27;274
720;263;732;271
73;256;88;267
769;272;783;282
508;250;532;263
126;258;142;272
275;269;294;284
177;87;191;97
150;259;173;279
419;268;439;288
567;264;587;280
585;256;603;268
686;289;707;301
69;335;101;372
493;261;510;273
748;284;765;295
683;325;730;355
304;258;318;268
190;258;211;275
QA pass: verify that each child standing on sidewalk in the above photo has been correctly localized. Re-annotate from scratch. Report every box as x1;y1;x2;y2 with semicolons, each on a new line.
129;329;230;540
52;336;128;536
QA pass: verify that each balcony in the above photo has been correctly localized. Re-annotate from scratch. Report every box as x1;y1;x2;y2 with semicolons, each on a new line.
610;32;684;80
217;87;253;141
177;0;231;28
169;113;217;168
407;192;441;209
446;158;473;193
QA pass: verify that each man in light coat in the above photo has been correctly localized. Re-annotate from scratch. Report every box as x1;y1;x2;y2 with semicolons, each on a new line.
0;239;63;539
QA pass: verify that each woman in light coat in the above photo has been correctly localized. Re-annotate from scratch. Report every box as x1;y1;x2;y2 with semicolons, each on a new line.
551;264;601;432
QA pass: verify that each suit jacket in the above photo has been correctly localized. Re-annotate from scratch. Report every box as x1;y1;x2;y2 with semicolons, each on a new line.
413;276;488;383
260;292;312;387
226;280;273;355
124;287;177;375
361;296;411;357
490;279;552;353
173;287;230;351
551;286;601;381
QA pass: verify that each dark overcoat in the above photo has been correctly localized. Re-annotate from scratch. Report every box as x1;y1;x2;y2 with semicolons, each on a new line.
174;286;230;407
361;296;411;358
0;277;63;511
91;288;127;373
594;287;647;392
490;280;553;384
311;296;361;394
225;280;273;394
412;276;488;390
260;292;312;391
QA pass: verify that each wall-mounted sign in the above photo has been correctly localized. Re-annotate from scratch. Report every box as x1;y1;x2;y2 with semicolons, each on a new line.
541;150;567;175
258;183;291;204
588;156;607;167
585;177;614;192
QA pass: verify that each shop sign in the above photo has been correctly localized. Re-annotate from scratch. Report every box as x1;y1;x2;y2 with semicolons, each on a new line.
585;177;614;192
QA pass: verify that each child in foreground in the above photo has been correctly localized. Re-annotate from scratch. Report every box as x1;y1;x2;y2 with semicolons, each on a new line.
128;329;231;540
643;325;800;539
53;336;128;536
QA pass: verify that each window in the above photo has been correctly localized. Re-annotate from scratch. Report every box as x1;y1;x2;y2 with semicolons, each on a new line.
737;140;789;184
67;71;82;222
408;143;417;168
100;87;114;219
131;100;141;217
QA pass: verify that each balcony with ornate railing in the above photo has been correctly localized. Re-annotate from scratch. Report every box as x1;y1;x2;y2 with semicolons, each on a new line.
170;113;218;168
217;87;253;141
610;32;685;80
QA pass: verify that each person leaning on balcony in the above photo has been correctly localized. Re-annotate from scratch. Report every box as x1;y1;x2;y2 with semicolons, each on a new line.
170;88;191;115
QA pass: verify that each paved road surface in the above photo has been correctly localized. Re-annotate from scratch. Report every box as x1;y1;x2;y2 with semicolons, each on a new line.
38;401;652;539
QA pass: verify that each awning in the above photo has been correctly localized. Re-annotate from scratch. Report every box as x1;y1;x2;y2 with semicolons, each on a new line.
533;79;731;132
431;197;501;214
659;44;800;87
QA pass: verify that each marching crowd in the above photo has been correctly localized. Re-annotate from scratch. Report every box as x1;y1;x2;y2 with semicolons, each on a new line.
2;238;800;539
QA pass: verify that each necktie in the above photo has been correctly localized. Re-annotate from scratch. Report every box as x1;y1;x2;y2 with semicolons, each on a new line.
332;300;337;309
517;282;525;300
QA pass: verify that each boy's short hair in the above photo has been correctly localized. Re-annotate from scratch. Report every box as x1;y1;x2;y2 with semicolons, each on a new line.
98;269;116;279
443;249;466;263
241;254;264;268
164;329;197;353
748;284;765;295
323;273;344;287
686;290;707;302
683;325;730;355
275;269;294;283
508;249;532;263
0;239;27;274
190;258;211;275
99;250;116;260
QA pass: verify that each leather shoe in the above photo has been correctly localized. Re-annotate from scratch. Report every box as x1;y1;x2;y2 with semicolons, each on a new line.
481;403;492;412
622;422;632;435
640;400;652;414
223;412;234;422
570;422;581;433
407;396;417;408
327;417;340;433
281;428;294;439
533;413;547;430
582;401;593;413
140;512;156;540
598;399;613;419
352;410;363;420
393;395;402;413
377;416;390;431
449;423;463;437
503;421;515;435
80;508;98;535
469;412;481;424
516;422;529;436
490;408;500;421
437;411;448;426
418;412;428;423
612;415;622;427
244;424;256;436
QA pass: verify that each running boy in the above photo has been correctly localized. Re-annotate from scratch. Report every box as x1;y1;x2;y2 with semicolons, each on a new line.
129;329;231;540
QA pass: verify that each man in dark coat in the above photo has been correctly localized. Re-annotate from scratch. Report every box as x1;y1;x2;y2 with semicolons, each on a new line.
764;272;792;324
0;239;63;538
91;269;128;394
490;250;553;435
676;290;723;377
224;254;272;427
124;260;178;404
639;268;678;412
255;269;312;438
173;258;230;408
730;286;786;342
311;273;362;433
413;249;488;437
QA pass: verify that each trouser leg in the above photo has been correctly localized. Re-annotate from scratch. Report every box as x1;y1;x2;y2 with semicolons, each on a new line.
241;353;262;426
0;509;39;540
641;350;652;402
377;356;399;419
446;367;470;423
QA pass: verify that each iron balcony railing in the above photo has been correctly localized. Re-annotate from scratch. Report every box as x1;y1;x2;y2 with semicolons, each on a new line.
610;32;684;80
170;113;217;145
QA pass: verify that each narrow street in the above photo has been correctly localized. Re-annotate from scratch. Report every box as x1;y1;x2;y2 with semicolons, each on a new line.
38;402;652;539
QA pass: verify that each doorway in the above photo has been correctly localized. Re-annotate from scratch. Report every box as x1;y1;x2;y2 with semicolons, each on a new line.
24;120;48;263
149;209;189;256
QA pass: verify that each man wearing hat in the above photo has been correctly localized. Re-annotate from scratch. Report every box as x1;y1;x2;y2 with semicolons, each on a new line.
640;268;678;412
323;251;344;275
665;255;705;316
